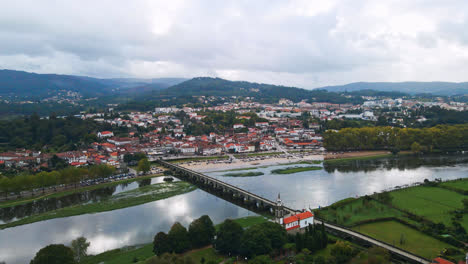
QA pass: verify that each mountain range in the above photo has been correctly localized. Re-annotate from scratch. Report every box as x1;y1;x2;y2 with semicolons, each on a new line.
0;69;186;98
317;82;468;96
0;69;467;100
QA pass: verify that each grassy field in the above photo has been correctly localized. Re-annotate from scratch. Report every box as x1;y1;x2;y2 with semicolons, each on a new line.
0;181;196;229
271;166;322;174
184;247;224;263
0;174;163;209
390;186;465;226
222;171;264;177
317;199;405;226
323;154;394;165
353;221;455;259
440;178;468;192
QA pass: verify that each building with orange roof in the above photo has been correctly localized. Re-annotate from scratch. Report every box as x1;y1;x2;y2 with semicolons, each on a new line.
280;211;314;231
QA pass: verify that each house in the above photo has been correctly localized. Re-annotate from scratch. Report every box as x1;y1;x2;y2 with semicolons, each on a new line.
280;211;314;231
255;122;269;127
97;131;114;138
56;151;88;164
233;124;245;129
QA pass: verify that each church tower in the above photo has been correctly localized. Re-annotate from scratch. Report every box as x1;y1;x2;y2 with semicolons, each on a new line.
276;193;284;221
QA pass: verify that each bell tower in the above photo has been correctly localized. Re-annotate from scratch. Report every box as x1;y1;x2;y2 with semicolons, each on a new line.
276;193;284;221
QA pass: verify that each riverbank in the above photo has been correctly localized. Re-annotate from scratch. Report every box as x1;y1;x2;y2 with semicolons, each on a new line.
0;181;196;229
81;216;268;264
316;177;468;261
0;173;164;209
180;154;323;173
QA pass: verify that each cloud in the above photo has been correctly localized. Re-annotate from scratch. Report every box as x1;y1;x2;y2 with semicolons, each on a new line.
0;0;468;88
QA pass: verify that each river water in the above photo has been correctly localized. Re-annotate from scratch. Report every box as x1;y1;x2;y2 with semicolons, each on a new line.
1;154;467;264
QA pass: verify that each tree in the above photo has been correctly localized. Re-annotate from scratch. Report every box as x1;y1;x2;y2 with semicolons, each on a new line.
239;228;272;258
153;232;171;256
71;236;90;262
167;222;190;253
137;158;151;174
30;244;76;264
248;255;271;264
411;141;422;154
188;215;215;248
214;219;244;255
329;241;357;264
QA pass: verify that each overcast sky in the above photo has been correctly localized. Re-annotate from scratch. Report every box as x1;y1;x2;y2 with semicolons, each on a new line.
1;0;468;88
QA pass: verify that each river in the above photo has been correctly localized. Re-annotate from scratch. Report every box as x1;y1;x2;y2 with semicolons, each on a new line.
1;154;467;264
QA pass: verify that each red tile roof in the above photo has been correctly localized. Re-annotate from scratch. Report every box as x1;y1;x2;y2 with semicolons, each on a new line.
283;211;313;224
432;258;454;264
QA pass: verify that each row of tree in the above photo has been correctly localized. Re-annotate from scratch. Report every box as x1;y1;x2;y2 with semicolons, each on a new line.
323;124;468;151
0;164;115;196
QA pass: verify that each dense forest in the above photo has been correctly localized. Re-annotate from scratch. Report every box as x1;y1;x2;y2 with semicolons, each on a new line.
0;115;111;152
323;124;468;152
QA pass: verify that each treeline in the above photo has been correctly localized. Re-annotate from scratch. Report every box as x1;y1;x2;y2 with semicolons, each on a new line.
153;216;330;262
0;114;111;152
0;164;115;196
324;124;468;151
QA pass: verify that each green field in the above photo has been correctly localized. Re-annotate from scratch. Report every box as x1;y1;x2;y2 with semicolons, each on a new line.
271;166;322;174
323;154;393;165
0;174;163;209
317;199;405;226
390;186;465;226
440;178;468;192
353;221;455;259
0;181;196;229
222;171;264;177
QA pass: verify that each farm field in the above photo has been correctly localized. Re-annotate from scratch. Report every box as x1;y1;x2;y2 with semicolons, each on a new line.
440;179;468;192
390;186;465;226
353;221;455;260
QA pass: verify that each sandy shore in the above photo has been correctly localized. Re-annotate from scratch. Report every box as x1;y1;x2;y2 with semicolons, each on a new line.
324;150;391;160
178;154;324;173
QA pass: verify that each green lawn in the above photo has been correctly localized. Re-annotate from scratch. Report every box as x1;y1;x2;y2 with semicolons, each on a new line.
317;199;405;226
222;171;264;177
271;166;322;174
0;181;196;229
440;178;468;192
353;221;455;260
0;174;163;209
82;244;154;264
390;186;465;226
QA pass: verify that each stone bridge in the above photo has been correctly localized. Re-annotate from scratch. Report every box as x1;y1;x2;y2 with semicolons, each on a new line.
157;159;432;264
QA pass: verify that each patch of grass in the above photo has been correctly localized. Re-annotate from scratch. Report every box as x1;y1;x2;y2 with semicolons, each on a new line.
317;199;405;226
82;243;154;264
440;178;468;192
0;174;163;209
323;154;393;165
215;216;268;231
390;186;465;226
353;221;455;260
184;247;224;263
271;166;322;174
0;181;196;229
222;171;264;177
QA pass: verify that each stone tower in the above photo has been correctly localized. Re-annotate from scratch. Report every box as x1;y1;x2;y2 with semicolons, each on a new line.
276;193;284;220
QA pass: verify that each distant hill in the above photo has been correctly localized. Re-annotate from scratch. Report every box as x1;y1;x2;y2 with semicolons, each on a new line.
0;69;186;98
139;77;362;104
317;82;468;96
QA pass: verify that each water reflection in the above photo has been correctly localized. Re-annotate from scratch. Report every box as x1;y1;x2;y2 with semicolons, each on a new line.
0;189;255;264
207;155;468;210
0;177;172;224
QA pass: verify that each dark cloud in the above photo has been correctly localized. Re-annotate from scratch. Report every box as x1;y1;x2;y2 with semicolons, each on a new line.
0;0;467;87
